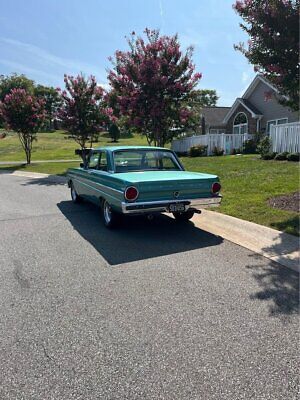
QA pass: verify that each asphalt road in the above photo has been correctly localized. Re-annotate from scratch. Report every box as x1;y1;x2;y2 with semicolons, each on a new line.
0;172;298;400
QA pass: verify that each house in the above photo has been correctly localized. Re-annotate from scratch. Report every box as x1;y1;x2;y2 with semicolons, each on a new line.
201;75;299;135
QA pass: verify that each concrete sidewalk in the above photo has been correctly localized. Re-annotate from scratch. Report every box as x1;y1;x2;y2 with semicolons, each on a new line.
5;170;300;273
0;159;78;165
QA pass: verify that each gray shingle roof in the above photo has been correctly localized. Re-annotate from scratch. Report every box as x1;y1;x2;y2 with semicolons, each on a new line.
200;107;230;127
239;98;262;115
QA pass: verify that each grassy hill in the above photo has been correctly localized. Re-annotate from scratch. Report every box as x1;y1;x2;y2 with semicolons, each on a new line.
0;130;148;162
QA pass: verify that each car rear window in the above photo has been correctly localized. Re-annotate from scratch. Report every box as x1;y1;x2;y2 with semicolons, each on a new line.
113;150;181;173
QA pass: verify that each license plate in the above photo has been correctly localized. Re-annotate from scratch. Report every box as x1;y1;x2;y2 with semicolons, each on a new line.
168;203;186;213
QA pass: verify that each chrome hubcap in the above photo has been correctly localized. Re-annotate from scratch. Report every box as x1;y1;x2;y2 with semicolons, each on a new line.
104;202;112;224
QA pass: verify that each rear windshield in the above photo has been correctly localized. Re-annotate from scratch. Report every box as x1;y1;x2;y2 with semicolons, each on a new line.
113;150;181;173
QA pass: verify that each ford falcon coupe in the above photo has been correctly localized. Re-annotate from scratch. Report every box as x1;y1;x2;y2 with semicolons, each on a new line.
67;146;222;228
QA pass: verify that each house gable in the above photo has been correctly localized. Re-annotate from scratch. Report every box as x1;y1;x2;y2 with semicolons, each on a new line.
225;103;258;134
222;74;298;134
244;79;298;129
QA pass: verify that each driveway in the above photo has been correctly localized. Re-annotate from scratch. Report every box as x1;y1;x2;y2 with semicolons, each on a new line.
0;173;298;399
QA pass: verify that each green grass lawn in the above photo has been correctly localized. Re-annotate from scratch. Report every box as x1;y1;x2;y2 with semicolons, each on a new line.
0;131;299;236
182;155;299;236
0;130;148;162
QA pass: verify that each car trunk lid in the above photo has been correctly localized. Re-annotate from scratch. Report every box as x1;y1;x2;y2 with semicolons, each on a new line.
114;171;219;201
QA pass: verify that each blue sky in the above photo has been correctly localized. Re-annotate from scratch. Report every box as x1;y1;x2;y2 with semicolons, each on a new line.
0;0;255;106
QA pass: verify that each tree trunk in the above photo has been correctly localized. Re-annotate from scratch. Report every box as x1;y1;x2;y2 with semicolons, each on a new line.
25;137;32;164
26;149;31;164
18;132;33;165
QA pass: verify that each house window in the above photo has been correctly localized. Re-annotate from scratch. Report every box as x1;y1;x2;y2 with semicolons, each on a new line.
266;118;288;134
233;112;248;134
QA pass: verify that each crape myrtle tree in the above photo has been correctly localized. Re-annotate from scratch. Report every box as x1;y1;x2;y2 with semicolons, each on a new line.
0;89;45;164
58;74;111;162
108;29;202;147
0;73;35;101
0;73;35;127
233;0;299;111
0;74;62;129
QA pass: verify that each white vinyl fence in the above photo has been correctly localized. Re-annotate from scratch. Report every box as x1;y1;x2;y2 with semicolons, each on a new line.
171;133;253;155
270;122;300;153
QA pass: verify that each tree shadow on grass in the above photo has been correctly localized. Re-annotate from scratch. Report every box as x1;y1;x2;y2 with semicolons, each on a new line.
57;200;223;265
246;229;299;318
271;215;299;237
0;165;26;173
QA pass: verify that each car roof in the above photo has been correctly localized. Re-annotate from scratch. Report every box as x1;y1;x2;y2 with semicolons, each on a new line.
93;145;169;152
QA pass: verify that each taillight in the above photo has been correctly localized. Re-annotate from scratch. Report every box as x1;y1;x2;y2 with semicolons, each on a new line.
124;186;139;202
211;182;221;194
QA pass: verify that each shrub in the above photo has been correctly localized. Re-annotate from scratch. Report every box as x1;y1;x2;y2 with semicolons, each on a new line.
189;144;208;157
287;152;300;162
274;151;289;160
212;146;224;156
243;139;257;154
108;123;120;142
262;152;276;160
257;136;272;158
175;151;188;157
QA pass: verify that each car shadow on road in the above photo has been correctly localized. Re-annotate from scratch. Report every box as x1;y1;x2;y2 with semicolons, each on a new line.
57;200;223;265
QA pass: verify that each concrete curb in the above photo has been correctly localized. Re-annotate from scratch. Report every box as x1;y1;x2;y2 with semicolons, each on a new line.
5;170;300;272
194;210;299;273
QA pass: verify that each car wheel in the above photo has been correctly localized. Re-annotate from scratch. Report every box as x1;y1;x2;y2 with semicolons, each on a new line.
102;200;120;229
70;182;82;203
173;209;194;222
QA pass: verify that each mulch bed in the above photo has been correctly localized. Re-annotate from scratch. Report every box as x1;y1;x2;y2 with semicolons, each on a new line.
268;192;300;213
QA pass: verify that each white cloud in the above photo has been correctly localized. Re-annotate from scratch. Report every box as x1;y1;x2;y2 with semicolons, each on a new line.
0;37;101;73
242;71;249;83
239;68;255;96
0;37;107;88
159;0;165;31
0;59;60;83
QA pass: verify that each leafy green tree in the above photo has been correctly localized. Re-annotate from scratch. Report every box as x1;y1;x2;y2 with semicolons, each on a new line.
34;85;62;131
0;89;45;164
188;89;218;108
233;0;299;111
185;89;219;133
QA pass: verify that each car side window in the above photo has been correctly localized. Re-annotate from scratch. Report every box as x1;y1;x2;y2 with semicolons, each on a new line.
99;151;108;171
88;152;100;169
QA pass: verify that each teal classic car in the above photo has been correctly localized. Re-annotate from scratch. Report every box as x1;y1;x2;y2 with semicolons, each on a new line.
67;146;222;228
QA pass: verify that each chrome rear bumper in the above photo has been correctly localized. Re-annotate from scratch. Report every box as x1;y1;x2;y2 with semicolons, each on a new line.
121;196;222;214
